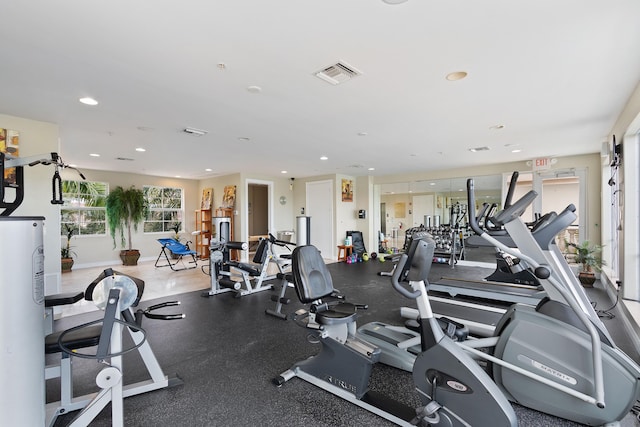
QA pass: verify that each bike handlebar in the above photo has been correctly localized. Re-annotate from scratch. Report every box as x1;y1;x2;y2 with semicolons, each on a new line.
391;254;421;299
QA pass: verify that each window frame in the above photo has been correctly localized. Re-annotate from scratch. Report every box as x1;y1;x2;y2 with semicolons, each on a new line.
143;185;184;234
60;180;109;237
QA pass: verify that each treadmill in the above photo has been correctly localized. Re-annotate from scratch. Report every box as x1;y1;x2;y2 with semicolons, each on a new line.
427;171;561;306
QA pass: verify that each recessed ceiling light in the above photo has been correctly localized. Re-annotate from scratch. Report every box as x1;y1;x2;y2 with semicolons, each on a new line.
446;71;468;81
89;153;100;157
382;0;409;4
79;97;98;106
358;132;368;136
511;149;522;153
368;167;375;171
205;168;213;172
320;156;328;160
247;85;262;93
135;147;146;152
490;124;505;130
281;170;287;174
237;137;251;141
175;175;181;178
429;182;436;186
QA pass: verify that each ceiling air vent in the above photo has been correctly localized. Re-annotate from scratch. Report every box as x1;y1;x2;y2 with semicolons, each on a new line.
469;146;491;153
116;157;134;161
315;61;362;85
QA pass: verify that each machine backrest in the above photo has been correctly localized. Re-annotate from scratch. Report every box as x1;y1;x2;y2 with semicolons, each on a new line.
252;238;269;264
291;245;334;303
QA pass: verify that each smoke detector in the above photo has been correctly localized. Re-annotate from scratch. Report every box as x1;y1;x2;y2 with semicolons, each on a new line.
315;61;362;85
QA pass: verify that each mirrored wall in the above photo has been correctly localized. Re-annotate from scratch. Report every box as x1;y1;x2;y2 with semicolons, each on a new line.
376;174;503;236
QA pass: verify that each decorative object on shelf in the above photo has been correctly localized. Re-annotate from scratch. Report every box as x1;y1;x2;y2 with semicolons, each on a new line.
566;240;605;287
106;185;147;266
201;188;213;210
222;185;236;208
61;223;77;272
341;179;353;202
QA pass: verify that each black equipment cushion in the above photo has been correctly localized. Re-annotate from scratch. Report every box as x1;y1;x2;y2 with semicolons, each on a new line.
45;324;103;354
291;245;334;303
45;291;84;307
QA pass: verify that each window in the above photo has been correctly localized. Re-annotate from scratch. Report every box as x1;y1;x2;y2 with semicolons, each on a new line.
143;185;183;233
61;180;108;236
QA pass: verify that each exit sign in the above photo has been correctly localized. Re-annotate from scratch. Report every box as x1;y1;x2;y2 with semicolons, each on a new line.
533;157;552;171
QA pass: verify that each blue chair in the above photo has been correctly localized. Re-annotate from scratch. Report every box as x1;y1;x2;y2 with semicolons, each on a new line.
155;238;198;271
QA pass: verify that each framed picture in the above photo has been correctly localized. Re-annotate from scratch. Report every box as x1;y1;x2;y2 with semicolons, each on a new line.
201;188;213;210
0;128;20;185
222;185;236;208
341;179;353;202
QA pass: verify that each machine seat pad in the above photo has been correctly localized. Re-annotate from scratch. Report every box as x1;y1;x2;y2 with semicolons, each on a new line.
45;291;84;307
45;324;103;354
228;261;261;276
315;302;358;325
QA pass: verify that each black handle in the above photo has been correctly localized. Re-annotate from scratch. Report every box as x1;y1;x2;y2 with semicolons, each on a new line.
51;170;64;204
391;254;421;299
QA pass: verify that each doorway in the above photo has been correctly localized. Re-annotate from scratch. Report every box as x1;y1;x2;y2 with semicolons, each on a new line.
244;179;273;260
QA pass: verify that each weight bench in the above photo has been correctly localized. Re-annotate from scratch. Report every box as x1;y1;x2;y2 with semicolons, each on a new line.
155;238;198;271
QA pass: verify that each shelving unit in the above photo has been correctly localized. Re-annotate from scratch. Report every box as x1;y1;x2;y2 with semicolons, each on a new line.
195;209;212;260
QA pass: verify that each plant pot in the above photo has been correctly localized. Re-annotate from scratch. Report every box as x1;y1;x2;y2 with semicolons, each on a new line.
578;271;596;287
61;257;74;273
120;249;140;266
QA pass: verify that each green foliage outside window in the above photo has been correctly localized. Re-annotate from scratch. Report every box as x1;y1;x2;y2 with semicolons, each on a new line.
143;186;183;233
61;180;108;236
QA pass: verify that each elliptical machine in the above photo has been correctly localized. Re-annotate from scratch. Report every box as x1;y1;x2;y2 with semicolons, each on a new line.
456;178;640;425
273;237;517;426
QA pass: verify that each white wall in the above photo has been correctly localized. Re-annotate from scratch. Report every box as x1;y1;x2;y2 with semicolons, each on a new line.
0;114;60;294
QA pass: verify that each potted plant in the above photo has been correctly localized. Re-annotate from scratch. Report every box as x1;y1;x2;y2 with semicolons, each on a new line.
106;185;147;265
566;240;605;287
61;224;77;272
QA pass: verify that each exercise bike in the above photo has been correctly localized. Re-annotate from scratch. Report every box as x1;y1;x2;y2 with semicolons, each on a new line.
273;238;517;426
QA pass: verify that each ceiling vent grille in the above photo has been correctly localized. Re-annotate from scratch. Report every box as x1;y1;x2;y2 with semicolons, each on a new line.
116;157;134;161
469;146;491;152
315;61;362;85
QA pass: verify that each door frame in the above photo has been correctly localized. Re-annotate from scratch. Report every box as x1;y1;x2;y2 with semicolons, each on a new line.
243;179;274;261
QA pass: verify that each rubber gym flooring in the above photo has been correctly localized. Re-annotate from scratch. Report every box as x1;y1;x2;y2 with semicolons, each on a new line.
48;258;640;426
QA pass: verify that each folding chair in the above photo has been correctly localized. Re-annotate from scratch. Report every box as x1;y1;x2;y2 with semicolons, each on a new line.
155;238;198;271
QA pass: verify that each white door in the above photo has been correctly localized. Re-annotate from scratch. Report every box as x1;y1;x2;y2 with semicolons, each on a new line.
306;180;334;258
412;195;434;227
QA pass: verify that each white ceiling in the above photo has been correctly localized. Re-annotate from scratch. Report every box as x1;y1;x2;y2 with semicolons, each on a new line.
1;0;639;181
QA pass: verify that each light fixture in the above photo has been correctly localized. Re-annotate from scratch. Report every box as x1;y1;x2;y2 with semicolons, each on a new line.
89;153;100;157
368;167;375;171
205;168;213;172
490;124;506;130
217;63;226;70
358;132;368;136
135;147;146;152
183;127;208;136
79;97;98;106
281;170;287;174
446;71;468;81
238;137;251;142
320;156;328;160
382;0;409;4
247;86;262;93
469;146;490;152
511;149;522;153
